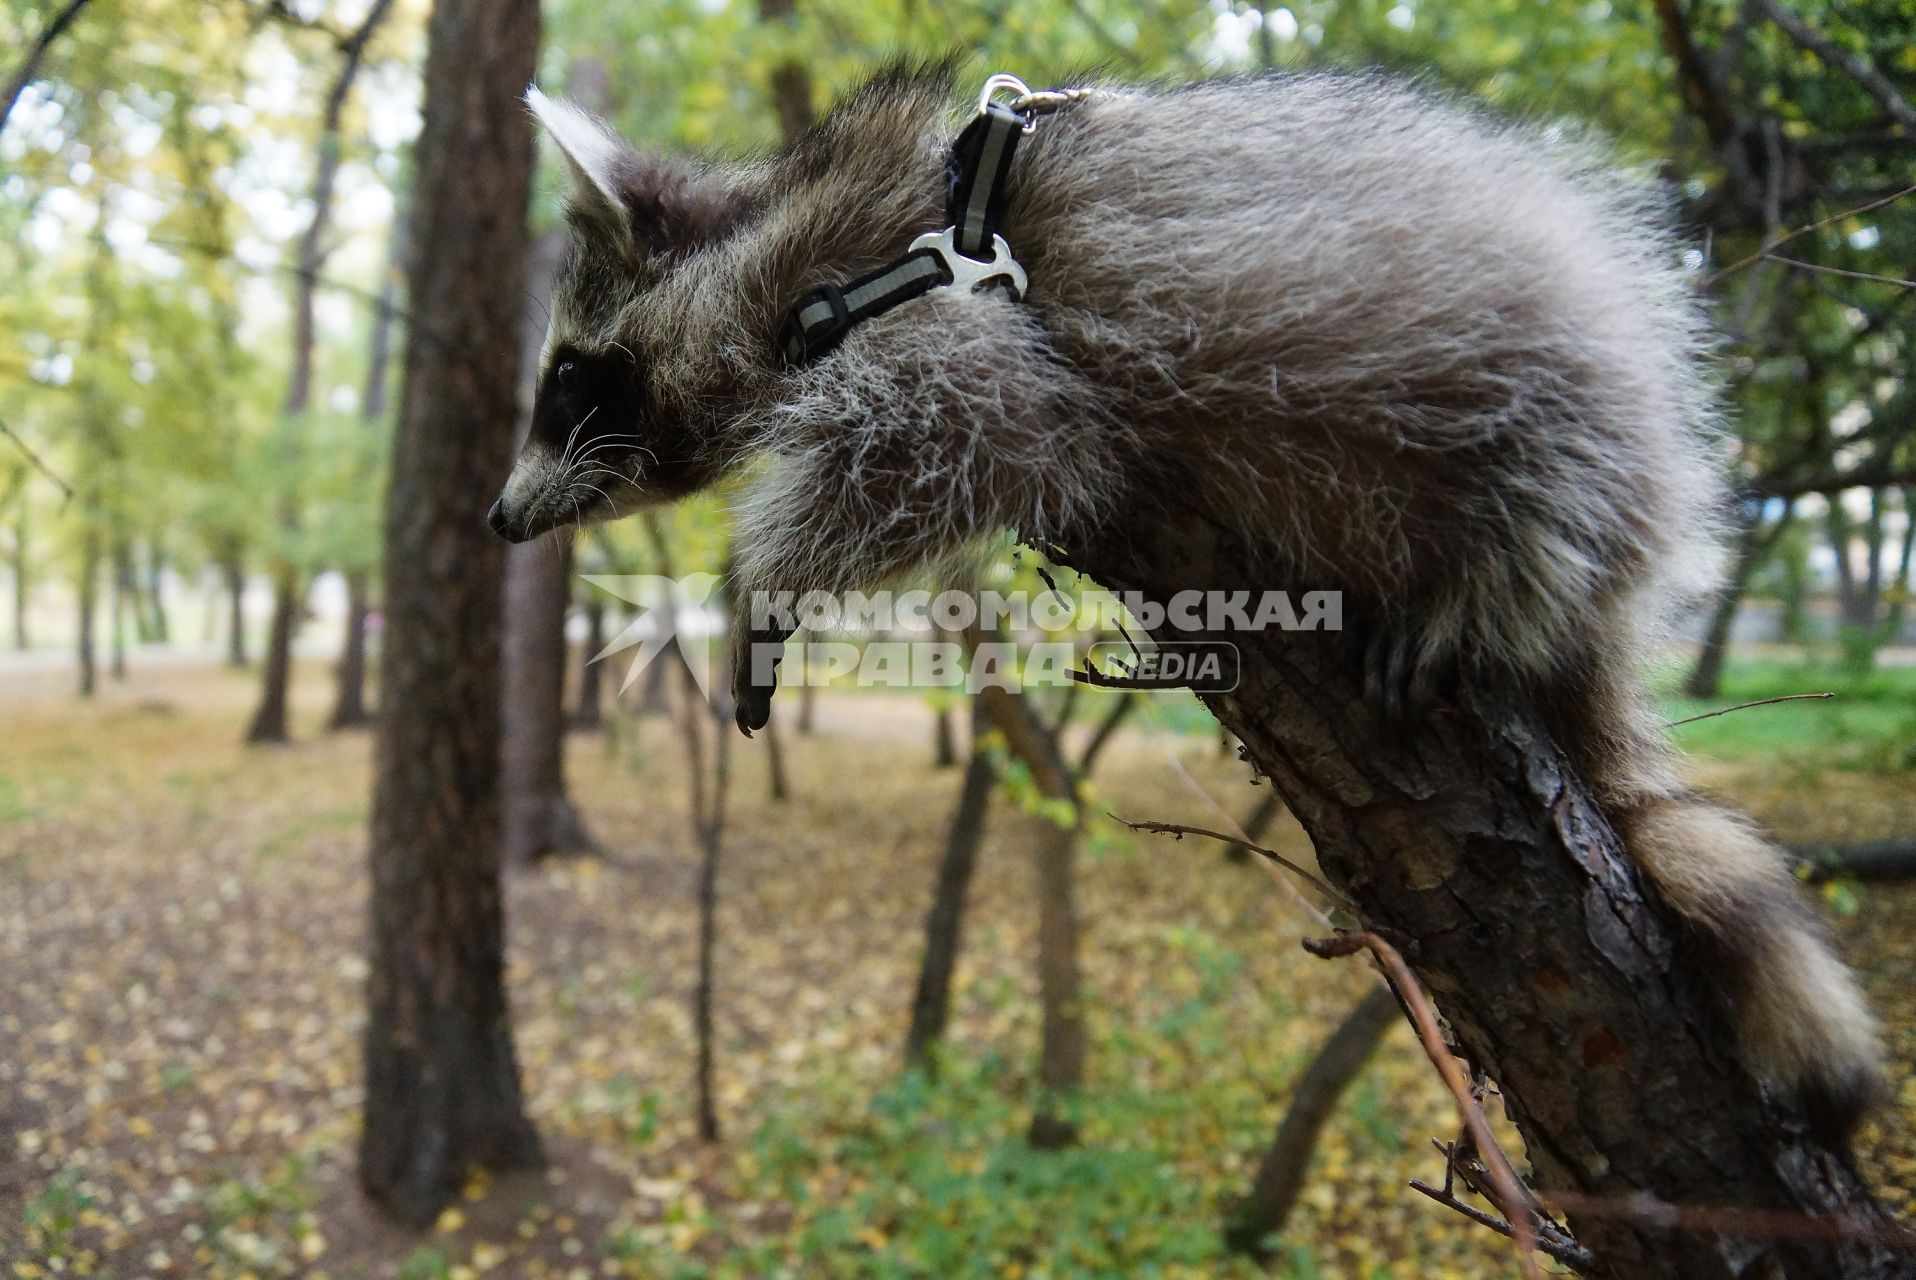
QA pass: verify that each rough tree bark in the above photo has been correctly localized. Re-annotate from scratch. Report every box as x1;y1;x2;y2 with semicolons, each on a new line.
245;0;393;746
357;0;543;1227
1223;984;1402;1258
904;694;994;1073
1058;512;1914;1279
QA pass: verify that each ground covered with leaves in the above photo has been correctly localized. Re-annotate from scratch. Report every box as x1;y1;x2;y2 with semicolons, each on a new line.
2;660;1912;1279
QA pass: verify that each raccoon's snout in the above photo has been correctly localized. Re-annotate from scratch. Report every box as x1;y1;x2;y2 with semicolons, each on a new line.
485;497;527;543
486;491;569;543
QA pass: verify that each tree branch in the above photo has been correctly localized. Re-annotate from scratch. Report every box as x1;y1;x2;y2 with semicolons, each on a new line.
1056;506;1913;1278
0;0;90;138
1747;0;1916;132
0;415;73;501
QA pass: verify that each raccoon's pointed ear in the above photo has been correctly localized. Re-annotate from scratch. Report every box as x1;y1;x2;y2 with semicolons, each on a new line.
528;85;741;260
527;85;639;247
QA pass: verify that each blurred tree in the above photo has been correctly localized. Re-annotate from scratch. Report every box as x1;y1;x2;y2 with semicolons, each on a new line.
904;689;994;1074
247;0;394;744
359;0;545;1227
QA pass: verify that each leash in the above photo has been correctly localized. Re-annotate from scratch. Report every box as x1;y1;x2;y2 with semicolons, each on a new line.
775;74;1087;367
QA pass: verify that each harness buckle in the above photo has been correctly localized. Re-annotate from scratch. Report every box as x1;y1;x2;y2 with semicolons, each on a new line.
910;228;1028;299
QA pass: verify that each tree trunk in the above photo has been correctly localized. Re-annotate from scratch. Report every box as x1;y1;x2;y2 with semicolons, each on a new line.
1057;511;1913;1279
689;696;730;1143
797;678;816;733
358;0;543;1228
1224;789;1289;864
572;591;605;729
224;555;247;669
329;567;372;729
1686;506;1791;699
108;539;129;679
11;508;27;649
329;197;403;733
755;0;814;146
933;704;957;767
249;0;392;745
976;684;1086;1149
502;535;596;864
905;695;994;1073
761;708;791;801
144;542;169;643
1795;837;1916;883
1223;985;1402;1258
76;527;97;697
245;571;300;744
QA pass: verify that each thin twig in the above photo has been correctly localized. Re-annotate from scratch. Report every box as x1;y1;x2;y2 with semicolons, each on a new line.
1409;1180;1595;1273
1113;816;1353;909
1761;254;1916;290
1706;183;1916;285
1669;691;1832;726
0;415;73;501
1304;930;1544;1280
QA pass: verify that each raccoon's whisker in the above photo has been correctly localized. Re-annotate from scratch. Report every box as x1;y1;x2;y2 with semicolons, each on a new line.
556;407;602;474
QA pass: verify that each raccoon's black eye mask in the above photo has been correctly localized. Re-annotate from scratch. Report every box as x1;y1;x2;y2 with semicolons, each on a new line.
535;344;645;450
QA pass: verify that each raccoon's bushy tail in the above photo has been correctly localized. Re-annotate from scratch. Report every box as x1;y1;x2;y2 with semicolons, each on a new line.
1540;653;1884;1136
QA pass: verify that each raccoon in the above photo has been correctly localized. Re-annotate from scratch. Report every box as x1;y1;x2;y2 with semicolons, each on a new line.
488;64;1883;1131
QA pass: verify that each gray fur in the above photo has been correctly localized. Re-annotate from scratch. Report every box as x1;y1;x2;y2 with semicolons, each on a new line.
498;65;1882;1128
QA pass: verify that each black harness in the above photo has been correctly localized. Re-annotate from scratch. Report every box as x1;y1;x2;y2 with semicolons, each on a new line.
776;78;1081;367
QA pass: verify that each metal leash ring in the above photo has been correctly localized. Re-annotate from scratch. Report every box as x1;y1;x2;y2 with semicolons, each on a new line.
976;73;1090;133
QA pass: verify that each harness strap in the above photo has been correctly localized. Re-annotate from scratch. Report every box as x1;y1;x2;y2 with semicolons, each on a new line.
945;101;1026;258
777;99;1033;367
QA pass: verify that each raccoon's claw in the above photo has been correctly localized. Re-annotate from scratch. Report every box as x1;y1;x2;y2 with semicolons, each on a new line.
731;626;792;738
734;690;771;737
1362;630;1445;724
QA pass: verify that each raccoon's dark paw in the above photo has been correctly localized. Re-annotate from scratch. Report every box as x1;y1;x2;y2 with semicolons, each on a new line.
731;626;792;737
1361;630;1449;724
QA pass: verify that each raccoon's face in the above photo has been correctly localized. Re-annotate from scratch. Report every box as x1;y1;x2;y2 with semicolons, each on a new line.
488;88;742;544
